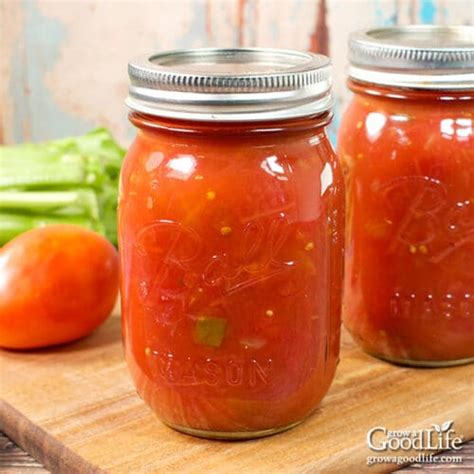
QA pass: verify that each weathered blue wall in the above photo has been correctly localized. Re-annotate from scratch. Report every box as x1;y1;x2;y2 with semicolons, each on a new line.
2;0;473;146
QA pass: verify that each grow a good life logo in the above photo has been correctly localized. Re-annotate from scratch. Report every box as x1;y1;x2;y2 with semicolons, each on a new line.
366;420;464;466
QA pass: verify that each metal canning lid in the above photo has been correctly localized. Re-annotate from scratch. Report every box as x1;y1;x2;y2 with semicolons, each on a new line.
127;48;332;122
349;25;474;90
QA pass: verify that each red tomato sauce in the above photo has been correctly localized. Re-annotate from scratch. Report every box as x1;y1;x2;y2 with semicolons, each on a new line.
339;80;474;365
119;113;344;436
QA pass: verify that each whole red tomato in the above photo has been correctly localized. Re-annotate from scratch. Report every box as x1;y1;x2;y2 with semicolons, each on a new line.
0;225;119;349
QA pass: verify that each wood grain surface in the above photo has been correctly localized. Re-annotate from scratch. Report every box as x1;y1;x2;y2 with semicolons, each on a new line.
0;312;473;473
2;432;474;473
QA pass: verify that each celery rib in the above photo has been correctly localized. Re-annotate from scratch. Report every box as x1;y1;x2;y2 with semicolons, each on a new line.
0;128;124;245
0;213;103;245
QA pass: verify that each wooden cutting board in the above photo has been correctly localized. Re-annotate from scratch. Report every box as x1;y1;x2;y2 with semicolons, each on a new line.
0;310;473;473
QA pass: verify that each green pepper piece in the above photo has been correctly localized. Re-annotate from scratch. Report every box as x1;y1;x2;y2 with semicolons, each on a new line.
194;316;227;347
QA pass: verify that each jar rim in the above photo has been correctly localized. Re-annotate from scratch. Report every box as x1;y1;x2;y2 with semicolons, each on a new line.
126;48;333;122
348;25;474;90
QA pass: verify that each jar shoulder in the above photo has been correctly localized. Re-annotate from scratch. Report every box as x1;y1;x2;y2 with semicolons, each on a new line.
338;95;474;161
123;129;342;185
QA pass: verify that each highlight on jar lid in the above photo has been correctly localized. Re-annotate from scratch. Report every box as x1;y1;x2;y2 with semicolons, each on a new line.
348;25;474;89
126;48;332;122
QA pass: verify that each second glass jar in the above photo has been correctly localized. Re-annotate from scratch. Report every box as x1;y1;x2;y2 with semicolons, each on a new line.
339;26;474;367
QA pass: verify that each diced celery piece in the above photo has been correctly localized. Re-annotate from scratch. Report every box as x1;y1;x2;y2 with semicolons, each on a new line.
194;316;227;347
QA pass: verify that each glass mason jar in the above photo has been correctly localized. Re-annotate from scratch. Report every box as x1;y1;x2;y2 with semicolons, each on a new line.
119;48;344;438
339;26;474;367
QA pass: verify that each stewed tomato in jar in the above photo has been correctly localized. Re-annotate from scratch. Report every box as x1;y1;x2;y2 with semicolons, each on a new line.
119;49;344;438
339;26;474;366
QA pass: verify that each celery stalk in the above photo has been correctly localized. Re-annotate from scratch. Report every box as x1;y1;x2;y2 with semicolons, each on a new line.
0;151;104;189
0;214;103;245
0;190;100;219
0;128;124;245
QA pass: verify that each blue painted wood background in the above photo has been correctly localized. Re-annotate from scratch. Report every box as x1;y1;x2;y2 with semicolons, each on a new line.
1;0;473;146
